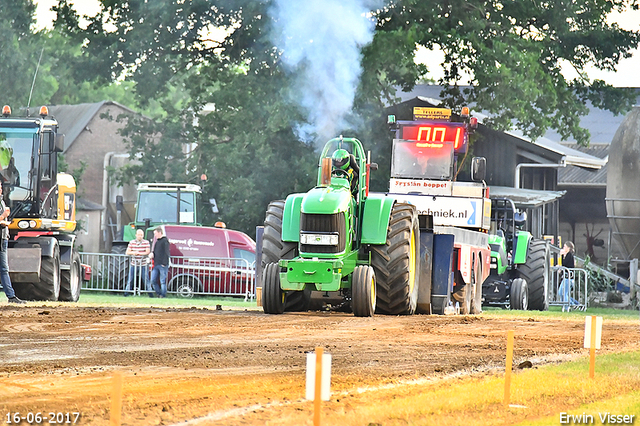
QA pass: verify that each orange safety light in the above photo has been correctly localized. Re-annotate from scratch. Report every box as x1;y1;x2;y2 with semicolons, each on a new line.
2;105;11;116
39;106;49;117
214;221;226;228
461;106;470;118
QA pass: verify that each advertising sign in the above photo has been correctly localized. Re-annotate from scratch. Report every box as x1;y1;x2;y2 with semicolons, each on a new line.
391;194;487;228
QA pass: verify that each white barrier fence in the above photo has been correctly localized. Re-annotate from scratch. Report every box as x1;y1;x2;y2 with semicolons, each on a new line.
80;252;256;300
549;266;589;312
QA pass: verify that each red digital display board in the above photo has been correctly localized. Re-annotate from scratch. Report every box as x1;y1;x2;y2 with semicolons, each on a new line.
400;123;467;153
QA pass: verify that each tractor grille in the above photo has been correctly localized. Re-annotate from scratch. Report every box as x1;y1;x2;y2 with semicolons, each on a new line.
300;213;346;254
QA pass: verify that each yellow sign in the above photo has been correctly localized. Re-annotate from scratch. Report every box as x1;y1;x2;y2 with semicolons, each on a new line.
413;107;451;121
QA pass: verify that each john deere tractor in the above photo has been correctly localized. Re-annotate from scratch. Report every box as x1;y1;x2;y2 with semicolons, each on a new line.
261;137;420;317
482;198;549;310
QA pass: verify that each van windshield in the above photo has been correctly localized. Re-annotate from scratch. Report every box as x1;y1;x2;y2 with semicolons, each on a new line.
136;191;197;224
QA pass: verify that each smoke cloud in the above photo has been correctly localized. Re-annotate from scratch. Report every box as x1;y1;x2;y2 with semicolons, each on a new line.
269;0;380;143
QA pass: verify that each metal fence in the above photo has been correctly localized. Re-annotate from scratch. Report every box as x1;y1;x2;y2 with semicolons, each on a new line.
549;266;589;312
80;252;256;300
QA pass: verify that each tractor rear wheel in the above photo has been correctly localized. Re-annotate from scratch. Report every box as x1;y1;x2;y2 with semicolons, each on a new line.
371;203;420;315
518;239;549;311
262;200;310;312
263;200;298;263
262;262;284;314
108;243;129;291
18;246;61;301
59;251;81;302
510;278;528;310
352;265;376;317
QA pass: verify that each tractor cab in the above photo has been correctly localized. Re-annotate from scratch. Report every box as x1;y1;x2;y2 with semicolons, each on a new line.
489;198;529;273
0;106;72;228
317;137;368;201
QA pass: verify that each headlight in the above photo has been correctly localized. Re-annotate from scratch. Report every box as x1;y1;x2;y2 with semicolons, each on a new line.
18;220;30;229
300;233;339;246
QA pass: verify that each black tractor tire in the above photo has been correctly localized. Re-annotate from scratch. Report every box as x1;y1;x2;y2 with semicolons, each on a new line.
262;200;297;265
510;278;528;310
15;246;61;301
469;261;483;314
453;270;473;315
371;203;420;315
262;200;310;312
59;251;81;302
263;262;285;314
108;243;129;291
517;239;549;311
352;265;376;317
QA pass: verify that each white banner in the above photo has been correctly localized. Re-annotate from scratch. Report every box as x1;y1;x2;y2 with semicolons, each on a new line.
391;194;487;228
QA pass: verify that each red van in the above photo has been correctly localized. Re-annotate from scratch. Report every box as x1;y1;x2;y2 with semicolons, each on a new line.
159;224;256;297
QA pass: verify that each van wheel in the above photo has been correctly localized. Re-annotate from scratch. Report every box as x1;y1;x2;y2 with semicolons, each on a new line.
170;276;201;298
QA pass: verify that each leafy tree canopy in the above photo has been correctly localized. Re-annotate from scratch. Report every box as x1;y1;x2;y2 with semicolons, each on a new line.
374;0;640;144
49;0;640;235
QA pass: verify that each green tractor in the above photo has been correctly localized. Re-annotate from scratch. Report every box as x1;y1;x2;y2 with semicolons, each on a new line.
482;198;549;310
261;137;420;316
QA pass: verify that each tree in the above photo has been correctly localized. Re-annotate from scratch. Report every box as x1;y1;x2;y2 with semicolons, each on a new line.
372;0;640;145
67;0;640;234
0;0;140;110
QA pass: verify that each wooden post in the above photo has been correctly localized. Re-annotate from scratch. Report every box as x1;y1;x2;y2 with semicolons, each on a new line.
590;315;597;379
504;330;514;407
314;347;323;426
110;372;123;426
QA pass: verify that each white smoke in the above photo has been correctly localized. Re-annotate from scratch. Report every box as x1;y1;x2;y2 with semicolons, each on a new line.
269;0;380;143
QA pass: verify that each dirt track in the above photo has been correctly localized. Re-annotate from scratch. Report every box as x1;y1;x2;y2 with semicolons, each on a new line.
1;304;638;425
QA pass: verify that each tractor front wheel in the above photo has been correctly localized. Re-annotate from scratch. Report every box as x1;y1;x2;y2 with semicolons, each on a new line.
352;265;376;317
262;200;309;312
262;263;284;314
510;278;528;310
59;251;81;302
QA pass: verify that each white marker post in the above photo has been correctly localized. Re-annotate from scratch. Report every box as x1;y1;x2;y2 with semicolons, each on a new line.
306;347;332;426
583;316;603;379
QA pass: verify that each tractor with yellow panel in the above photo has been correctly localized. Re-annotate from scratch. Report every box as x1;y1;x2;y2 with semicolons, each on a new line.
0;105;82;301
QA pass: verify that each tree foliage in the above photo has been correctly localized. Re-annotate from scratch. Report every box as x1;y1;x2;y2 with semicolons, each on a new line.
374;0;640;144
0;0;139;109
49;0;640;236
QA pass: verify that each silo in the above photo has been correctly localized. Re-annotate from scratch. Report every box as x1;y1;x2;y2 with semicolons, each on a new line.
606;106;640;260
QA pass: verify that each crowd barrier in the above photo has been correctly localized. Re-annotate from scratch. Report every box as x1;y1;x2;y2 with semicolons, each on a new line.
548;266;589;312
80;252;256;300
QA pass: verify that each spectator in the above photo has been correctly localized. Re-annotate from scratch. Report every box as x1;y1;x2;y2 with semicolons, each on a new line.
0;184;25;304
150;227;170;298
558;241;578;307
124;229;151;296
